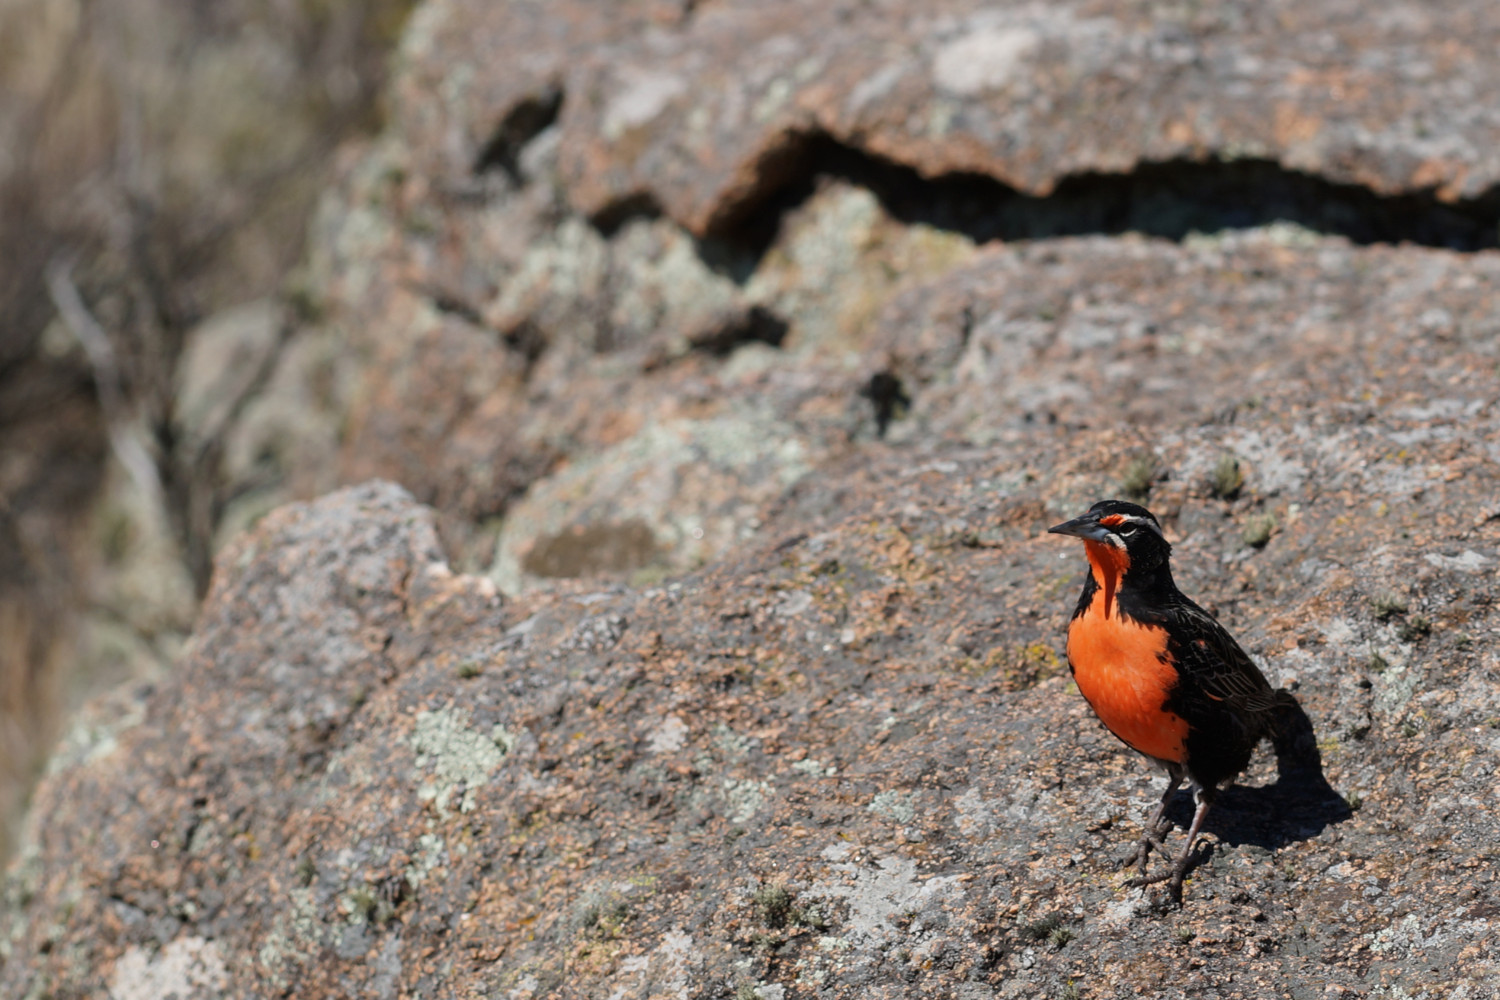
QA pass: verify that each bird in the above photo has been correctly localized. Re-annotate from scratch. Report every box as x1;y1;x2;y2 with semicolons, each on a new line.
1048;499;1297;902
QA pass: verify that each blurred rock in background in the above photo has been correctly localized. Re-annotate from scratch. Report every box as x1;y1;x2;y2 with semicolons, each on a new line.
0;0;414;863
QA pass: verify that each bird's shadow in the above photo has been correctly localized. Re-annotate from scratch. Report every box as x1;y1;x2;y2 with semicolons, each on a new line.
1165;698;1353;851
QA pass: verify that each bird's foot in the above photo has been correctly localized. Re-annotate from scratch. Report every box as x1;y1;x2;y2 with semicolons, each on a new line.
1125;868;1186;905
1119;823;1171;876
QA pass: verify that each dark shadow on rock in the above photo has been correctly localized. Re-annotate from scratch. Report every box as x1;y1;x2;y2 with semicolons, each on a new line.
698;129;1500;271
473;85;564;181
1165;696;1353;851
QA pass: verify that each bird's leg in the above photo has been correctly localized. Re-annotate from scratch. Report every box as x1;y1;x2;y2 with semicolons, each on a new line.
1130;786;1215;903
1121;773;1183;876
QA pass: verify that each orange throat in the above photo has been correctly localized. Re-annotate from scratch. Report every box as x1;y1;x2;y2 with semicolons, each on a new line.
1083;539;1131;619
1068;538;1189;764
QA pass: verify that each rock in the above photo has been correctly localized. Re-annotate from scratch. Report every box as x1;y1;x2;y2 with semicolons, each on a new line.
280;0;1500;590
7;387;1500;995
11;0;1500;995
403;0;1500;236
864;227;1500;443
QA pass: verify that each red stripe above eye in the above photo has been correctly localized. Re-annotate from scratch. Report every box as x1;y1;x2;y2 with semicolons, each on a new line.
1098;514;1126;526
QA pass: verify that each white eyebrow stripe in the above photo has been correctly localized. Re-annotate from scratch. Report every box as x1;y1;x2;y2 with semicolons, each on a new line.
1120;514;1165;538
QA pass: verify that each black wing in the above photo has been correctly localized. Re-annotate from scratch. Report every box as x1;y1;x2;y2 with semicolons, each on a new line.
1158;597;1287;786
1159;598;1281;718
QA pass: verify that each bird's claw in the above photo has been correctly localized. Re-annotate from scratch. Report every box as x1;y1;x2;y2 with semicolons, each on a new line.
1125;869;1186;904
1119;823;1171;874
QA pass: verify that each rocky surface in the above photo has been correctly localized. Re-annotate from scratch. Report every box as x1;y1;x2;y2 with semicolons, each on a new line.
8;0;1500;996
265;0;1500;593
5;423;1500;997
401;0;1500;236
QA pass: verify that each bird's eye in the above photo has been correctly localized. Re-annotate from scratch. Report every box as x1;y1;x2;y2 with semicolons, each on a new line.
1119;525;1138;537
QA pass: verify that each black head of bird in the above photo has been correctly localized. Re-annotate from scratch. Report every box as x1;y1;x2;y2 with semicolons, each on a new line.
1048;498;1172;580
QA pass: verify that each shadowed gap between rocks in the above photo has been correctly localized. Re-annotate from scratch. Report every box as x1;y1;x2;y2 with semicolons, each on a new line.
595;130;1500;280
861;370;912;438
690;304;789;357
593;191;667;237
473;86;565;181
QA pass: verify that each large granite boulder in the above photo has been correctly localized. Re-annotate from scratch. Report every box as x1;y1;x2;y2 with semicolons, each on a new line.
257;0;1500;590
4;393;1500;996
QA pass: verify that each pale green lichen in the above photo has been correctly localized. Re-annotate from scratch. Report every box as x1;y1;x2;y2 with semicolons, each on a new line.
256;887;320;987
721;778;772;824
807;852;964;946
1374;657;1421;717
712;723;755;760
0;840;45;961
791;758;837;778
45;696;147;775
403;833;447;889
868;790;916;825
408;708;513;814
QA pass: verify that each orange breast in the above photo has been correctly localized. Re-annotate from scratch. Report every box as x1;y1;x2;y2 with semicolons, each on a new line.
1067;588;1189;764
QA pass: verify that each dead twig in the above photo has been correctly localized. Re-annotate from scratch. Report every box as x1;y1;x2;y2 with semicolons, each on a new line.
44;256;163;511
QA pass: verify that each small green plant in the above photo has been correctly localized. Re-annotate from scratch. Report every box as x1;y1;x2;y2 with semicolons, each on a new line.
348;885;395;926
749;931;783;954
456;660;483;679
1120;454;1160;500
797;904;829;931
1344;791;1364;811
1368;651;1389;674
349;887;377;920
1370;592;1408;621
1208;453;1243;499
1061;981;1082;1000
295;856;317;887
1242;513;1276;548
576;892;631;938
1397;615;1432;643
752;884;794;929
1174;926;1195;943
1021;913;1065;941
1048;926;1074;948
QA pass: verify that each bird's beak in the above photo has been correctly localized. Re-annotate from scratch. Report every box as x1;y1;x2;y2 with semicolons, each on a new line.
1047;513;1112;543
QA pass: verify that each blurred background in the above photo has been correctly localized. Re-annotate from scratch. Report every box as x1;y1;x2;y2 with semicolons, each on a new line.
0;0;415;863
